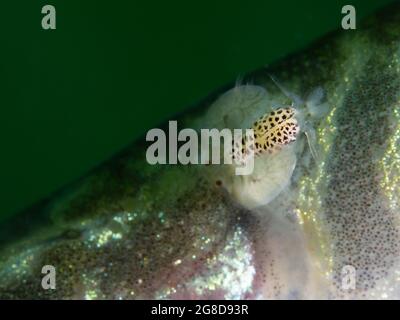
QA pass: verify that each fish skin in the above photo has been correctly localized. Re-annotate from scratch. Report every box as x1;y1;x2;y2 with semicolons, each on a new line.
2;3;400;299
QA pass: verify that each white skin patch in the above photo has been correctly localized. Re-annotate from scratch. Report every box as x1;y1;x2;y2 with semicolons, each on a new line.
203;81;327;210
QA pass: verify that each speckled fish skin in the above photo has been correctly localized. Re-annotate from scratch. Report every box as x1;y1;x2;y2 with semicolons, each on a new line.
2;4;400;299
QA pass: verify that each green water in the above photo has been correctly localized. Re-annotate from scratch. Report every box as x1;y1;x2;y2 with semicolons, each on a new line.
0;0;394;222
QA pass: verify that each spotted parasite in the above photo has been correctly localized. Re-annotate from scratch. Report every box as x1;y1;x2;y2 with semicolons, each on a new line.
202;79;328;210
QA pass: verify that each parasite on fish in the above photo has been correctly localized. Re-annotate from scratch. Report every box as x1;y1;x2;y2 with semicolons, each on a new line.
203;78;328;210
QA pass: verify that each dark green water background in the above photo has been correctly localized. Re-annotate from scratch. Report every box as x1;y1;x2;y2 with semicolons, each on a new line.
0;0;395;222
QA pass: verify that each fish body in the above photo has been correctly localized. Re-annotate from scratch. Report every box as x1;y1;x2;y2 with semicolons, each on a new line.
2;3;400;300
